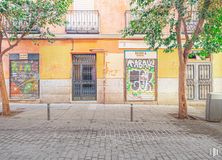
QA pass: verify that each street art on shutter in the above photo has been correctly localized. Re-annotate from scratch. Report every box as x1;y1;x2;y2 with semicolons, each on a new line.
125;51;157;101
10;60;39;99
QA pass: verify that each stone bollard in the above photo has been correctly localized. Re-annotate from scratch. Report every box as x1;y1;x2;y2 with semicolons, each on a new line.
130;104;133;122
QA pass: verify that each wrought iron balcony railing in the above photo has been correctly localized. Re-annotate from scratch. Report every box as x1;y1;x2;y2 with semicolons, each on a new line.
184;11;199;34
125;10;199;35
66;10;99;34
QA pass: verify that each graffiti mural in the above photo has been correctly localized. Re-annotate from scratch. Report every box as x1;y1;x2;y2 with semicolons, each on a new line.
10;60;39;99
125;51;157;101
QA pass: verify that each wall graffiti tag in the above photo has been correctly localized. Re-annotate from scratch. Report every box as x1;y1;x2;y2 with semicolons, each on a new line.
125;51;157;101
10;60;39;99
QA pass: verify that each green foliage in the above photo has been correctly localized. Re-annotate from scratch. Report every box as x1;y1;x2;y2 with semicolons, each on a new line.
195;7;222;57
123;0;222;57
0;0;72;41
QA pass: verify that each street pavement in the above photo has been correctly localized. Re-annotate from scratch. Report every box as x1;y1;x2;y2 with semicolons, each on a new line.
0;104;222;160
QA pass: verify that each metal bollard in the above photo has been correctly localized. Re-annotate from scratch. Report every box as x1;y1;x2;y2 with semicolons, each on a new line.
130;104;133;122
47;103;50;121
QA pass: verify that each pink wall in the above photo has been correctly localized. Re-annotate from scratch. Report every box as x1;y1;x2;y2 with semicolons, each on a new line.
95;0;130;34
43;0;131;34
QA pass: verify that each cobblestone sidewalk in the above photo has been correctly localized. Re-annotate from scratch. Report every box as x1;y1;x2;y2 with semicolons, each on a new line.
0;104;222;160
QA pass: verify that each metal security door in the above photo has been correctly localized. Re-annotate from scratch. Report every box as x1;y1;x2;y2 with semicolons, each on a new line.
10;54;39;100
72;55;96;101
124;50;158;101
186;63;212;100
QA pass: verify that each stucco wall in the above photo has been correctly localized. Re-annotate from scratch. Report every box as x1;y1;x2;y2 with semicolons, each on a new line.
1;39;222;104
212;54;222;93
95;0;130;34
37;0;130;34
104;53;124;103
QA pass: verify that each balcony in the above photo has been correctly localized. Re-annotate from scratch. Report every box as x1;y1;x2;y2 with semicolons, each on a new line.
66;10;99;34
125;10;199;35
182;11;199;34
3;17;40;34
184;11;198;34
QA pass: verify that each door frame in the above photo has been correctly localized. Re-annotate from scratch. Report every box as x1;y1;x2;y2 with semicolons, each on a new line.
9;53;40;100
71;53;97;101
124;50;158;102
186;62;212;101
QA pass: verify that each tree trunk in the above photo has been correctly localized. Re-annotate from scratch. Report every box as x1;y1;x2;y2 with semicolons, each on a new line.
178;60;188;119
0;57;10;116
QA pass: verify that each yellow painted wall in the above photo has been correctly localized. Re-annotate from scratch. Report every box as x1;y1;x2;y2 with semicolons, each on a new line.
8;39;221;81
40;46;72;79
158;49;179;78
40;45;105;80
73;40;98;52
212;53;222;78
105;53;124;79
96;52;105;79
3;39;122;80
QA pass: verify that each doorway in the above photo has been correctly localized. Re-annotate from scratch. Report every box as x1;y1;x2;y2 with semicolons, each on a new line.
186;63;212;100
72;54;97;101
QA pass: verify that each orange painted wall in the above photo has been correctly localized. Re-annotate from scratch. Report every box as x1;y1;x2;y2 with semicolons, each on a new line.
73;39;123;53
2;39;123;79
2;39;183;80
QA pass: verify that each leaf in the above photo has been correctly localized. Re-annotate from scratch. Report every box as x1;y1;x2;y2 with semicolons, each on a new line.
0;0;72;44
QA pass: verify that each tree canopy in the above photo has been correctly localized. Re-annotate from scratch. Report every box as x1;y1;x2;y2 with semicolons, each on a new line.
123;0;222;119
197;5;222;57
124;0;222;58
0;0;72;116
0;0;72;56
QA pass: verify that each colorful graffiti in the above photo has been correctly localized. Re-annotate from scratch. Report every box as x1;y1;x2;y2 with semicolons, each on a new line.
126;59;156;101
10;60;39;99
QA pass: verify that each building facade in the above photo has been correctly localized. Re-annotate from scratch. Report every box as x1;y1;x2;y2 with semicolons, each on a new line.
1;0;222;104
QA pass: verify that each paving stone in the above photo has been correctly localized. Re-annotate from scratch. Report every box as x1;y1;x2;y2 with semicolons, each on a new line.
0;104;222;160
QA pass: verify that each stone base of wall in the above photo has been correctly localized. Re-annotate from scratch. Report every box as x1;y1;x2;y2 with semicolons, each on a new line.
188;101;206;107
97;79;105;103
40;79;71;103
1;77;220;105
104;78;124;104
157;78;178;104
213;78;222;92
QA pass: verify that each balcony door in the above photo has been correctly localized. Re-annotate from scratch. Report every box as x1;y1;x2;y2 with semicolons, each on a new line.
66;0;99;34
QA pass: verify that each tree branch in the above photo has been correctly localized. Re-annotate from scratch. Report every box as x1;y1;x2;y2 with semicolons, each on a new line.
0;32;3;55
184;0;211;58
1;32;26;55
176;17;184;63
0;13;39;56
2;27;12;47
182;18;189;41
